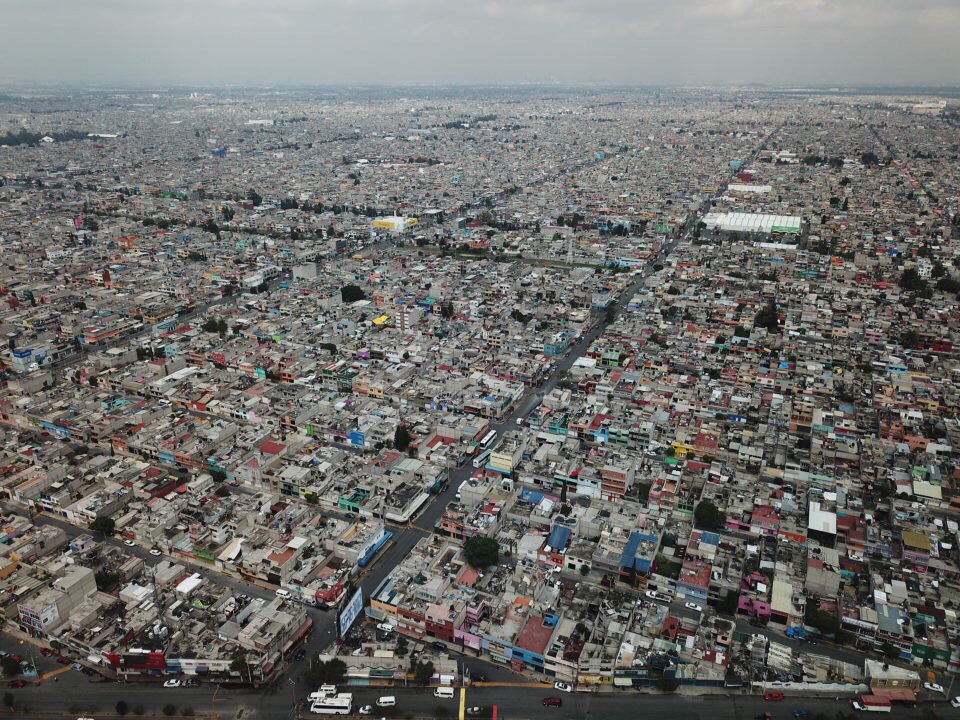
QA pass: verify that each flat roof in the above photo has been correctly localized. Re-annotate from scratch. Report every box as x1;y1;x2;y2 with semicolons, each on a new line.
703;211;801;233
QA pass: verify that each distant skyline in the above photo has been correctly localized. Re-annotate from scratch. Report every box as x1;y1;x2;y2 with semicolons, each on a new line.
1;0;959;88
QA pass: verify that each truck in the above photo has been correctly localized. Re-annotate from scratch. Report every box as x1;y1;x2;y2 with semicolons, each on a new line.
852;696;892;713
785;625;821;640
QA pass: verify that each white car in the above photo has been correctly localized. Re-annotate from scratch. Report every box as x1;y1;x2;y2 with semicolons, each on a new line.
275;588;290;598
358;706;372;715
924;682;944;694
684;602;703;612
554;681;573;693
376;622;395;633
751;633;767;642
124;539;136;547
950;697;960;708
149;549;162;556
163;679;181;688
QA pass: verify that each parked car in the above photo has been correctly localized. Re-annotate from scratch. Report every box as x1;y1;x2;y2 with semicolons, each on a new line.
542;697;563;707
163;679;181;688
794;710;811;718
71;663;84;671
554;681;573;693
684;602;702;612
7;680;27;688
924;682;944;694
949;697;960;708
764;692;784;701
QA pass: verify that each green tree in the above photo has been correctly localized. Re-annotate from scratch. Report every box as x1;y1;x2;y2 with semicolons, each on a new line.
306;656;347;686
694;500;725;530
899;268;928;293
341;284;366;303
394;425;412;452
95;569;121;591
658;676;680;692
754;299;780;333
805;606;841;636
230;650;250;682
0;657;19;677
116;700;129;716
3;692;14;709
414;660;436;686
900;330;921;349
463;536;500;569
720;589;740;615
880;642;901;659
162;704;177;717
90;516;116;536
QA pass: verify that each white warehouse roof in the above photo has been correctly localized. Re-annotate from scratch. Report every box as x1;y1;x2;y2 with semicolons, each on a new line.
703;211;801;234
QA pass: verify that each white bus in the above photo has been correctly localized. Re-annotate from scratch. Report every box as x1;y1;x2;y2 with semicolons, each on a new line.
477;430;497;452
472;449;492;469
310;695;352;715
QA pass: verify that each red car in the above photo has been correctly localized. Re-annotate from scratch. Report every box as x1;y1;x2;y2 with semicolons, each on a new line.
39;648;54;656
7;680;27;688
56;656;71;665
543;697;563;708
764;692;784;701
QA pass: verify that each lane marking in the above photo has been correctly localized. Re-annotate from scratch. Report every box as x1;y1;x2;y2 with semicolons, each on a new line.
40;666;72;680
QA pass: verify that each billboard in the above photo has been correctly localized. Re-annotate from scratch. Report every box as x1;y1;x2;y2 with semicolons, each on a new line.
338;587;364;637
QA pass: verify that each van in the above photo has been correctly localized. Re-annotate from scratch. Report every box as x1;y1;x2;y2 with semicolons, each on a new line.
434;686;455;699
308;685;338;702
376;696;396;707
275;588;290;598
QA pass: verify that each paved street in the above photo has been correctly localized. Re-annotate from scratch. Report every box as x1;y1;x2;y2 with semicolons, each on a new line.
1;123;893;720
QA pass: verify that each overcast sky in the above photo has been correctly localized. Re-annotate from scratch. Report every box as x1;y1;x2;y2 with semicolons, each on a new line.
1;0;958;87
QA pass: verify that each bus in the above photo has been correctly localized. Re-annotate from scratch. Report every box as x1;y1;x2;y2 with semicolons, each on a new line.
310;695;352;715
473;449;492;469
475;430;497;454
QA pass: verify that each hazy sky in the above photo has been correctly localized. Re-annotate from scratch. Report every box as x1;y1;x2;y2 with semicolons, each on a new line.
1;0;958;87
